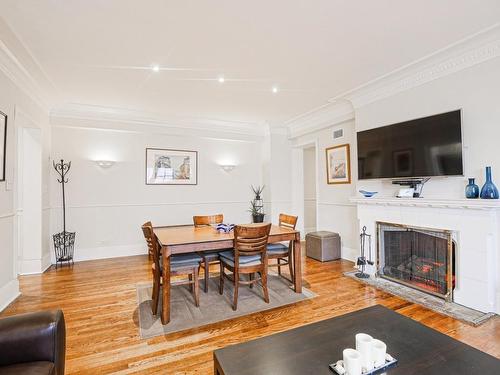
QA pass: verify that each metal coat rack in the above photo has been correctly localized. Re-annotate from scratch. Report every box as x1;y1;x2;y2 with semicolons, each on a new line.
53;159;75;268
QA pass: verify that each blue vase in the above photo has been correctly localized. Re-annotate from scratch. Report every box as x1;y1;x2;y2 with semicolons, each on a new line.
480;166;499;199
465;178;479;199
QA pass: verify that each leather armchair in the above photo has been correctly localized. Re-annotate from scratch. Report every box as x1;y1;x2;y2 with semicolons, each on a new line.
0;310;66;375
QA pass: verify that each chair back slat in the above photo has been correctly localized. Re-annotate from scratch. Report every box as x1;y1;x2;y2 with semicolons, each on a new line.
279;214;298;229
141;222;161;271
193;214;224;227
234;224;271;257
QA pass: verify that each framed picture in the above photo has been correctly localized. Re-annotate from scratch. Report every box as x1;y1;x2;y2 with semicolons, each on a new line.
145;148;198;185
326;143;351;184
393;149;413;177
0;111;6;182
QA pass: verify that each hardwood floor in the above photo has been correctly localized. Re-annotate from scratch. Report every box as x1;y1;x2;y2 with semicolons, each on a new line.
2;255;499;374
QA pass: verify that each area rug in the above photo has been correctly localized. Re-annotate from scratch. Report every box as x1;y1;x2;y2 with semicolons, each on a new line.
345;271;496;326
136;274;316;338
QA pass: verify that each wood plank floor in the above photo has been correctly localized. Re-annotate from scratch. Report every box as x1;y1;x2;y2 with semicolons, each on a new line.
2;255;499;374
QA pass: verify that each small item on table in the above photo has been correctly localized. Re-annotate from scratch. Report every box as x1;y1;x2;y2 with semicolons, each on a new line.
216;223;235;233
356;333;374;372
343;348;362;375
371;339;387;367
359;190;378;198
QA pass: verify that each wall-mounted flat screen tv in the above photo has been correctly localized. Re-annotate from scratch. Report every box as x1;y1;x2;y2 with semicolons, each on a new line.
357;110;463;180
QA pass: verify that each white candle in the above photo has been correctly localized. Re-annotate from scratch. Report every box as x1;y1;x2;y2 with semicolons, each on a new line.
355;333;374;371
372;339;387;367
343;348;362;375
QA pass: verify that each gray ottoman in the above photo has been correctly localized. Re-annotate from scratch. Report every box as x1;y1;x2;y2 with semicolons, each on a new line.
305;231;341;262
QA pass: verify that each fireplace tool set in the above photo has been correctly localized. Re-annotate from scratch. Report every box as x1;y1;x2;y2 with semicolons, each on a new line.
356;226;374;279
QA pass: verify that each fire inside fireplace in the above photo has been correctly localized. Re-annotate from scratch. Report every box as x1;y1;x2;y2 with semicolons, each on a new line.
377;222;455;300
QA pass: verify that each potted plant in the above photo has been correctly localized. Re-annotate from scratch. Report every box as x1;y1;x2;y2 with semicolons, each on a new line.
249;185;265;223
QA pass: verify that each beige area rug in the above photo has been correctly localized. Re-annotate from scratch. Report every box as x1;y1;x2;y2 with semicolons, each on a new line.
136;274;316;338
345;271;496;326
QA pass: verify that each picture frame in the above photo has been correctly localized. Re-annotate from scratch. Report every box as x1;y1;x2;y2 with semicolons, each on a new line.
0;111;7;182
145;148;198;185
326;143;351;184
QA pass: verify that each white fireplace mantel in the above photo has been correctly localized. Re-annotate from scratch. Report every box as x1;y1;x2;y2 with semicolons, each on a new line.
351;196;500;314
350;196;500;210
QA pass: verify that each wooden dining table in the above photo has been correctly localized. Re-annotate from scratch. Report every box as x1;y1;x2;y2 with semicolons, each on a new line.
154;223;302;324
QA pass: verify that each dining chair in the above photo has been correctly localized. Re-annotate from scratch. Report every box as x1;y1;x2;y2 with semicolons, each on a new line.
266;213;298;282
143;221;153;259
141;222;202;314
219;223;272;311
193;214;224;293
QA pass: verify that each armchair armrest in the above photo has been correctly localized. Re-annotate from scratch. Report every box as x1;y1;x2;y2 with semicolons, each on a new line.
0;310;66;374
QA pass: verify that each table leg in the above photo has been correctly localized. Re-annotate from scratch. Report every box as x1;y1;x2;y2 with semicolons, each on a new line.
293;235;302;293
161;247;171;324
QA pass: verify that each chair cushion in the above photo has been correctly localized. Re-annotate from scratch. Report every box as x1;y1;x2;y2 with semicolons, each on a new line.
171;253;202;268
267;243;289;254
219;250;262;267
197;250;221;262
0;361;55;375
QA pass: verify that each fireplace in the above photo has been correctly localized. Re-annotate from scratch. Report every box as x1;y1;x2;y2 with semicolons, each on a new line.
377;222;455;301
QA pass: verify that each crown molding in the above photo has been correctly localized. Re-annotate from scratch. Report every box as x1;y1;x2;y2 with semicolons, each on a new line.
0;39;50;112
285;23;500;138
286;100;355;139
50;103;267;138
342;23;500;109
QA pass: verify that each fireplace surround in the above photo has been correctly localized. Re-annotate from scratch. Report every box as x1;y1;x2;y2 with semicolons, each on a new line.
351;196;500;314
377;222;455;301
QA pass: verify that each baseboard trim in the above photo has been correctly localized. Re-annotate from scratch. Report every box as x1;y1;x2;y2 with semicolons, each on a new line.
0;279;20;312
341;246;358;263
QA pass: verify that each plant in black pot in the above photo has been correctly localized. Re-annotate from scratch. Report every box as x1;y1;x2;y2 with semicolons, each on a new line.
249;185;265;223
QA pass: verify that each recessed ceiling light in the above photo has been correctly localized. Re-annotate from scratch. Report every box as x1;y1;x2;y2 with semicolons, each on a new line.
218;76;225;83
152;65;160;72
272;86;279;94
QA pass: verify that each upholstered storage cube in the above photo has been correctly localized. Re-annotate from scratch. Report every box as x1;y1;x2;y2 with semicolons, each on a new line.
305;231;341;262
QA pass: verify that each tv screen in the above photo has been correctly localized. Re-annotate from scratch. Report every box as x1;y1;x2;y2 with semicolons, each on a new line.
357;110;463;180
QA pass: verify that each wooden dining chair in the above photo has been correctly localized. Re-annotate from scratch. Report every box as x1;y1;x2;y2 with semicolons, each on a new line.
143;221;154;259
141;222;202;315
219;223;272;311
266;214;298;282
193;214;224;293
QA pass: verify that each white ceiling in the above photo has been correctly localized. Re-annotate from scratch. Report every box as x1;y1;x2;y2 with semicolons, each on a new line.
1;0;500;126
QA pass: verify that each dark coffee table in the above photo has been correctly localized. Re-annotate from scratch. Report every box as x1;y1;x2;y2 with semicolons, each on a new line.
214;305;500;374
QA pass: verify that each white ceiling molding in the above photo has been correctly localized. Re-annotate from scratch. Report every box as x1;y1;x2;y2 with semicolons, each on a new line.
0;38;50;111
286;23;500;138
341;23;500;109
286;100;355;139
50;103;267;138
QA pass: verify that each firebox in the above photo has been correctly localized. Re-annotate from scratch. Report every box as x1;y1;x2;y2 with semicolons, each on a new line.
377;222;455;301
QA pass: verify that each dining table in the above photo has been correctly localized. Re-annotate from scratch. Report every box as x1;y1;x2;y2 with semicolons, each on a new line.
153;223;302;325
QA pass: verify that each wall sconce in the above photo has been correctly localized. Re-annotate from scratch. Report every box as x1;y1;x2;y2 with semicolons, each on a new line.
95;160;115;168
220;164;236;172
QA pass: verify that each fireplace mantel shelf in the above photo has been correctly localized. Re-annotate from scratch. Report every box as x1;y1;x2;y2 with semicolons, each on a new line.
350;196;500;210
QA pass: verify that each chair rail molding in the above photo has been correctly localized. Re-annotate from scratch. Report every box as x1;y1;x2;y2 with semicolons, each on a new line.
285;23;500;138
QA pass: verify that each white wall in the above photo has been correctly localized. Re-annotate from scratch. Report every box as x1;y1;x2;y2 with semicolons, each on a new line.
292;121;359;260
303;146;316;234
49;118;266;261
355;57;500;199
0;72;50;311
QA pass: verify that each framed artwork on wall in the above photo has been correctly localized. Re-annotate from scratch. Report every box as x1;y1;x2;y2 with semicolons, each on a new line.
145;148;198;185
326;143;351;184
0;111;7;182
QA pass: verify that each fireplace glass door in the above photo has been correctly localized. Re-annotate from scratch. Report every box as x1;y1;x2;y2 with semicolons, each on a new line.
377;223;455;300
